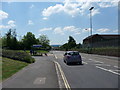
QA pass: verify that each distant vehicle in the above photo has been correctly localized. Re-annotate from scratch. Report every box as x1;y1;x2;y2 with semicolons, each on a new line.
63;51;82;65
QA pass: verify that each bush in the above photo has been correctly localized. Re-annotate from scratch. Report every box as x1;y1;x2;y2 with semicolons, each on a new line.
2;50;35;63
78;47;119;57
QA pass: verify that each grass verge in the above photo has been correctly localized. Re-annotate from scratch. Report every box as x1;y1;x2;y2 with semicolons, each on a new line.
2;57;28;81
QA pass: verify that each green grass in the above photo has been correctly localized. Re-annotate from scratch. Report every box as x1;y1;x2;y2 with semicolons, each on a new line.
2;57;28;81
37;50;48;53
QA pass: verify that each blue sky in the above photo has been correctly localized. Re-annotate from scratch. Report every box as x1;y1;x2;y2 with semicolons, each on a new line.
0;0;118;45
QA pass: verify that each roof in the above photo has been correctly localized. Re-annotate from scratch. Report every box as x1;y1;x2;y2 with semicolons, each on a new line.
83;34;120;41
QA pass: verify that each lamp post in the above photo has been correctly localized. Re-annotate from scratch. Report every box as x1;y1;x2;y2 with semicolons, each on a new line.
89;7;94;53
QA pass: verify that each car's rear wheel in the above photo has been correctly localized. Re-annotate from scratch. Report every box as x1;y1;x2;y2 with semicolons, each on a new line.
64;59;66;63
66;61;69;65
79;61;82;65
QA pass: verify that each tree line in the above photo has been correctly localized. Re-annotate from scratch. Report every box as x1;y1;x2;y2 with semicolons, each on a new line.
2;29;51;50
60;36;82;50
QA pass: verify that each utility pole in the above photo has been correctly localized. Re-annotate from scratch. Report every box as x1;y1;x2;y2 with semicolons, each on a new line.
89;7;94;53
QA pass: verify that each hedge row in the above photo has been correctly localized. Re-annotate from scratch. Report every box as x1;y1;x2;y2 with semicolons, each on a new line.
2;50;35;63
70;47;119;57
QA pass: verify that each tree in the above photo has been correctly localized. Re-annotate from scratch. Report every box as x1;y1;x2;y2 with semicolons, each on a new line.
60;43;68;51
75;43;82;48
22;32;38;50
68;36;76;49
11;29;18;50
38;35;50;49
4;29;18;50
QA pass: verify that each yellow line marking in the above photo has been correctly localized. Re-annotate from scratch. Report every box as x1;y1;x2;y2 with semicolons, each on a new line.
54;61;71;90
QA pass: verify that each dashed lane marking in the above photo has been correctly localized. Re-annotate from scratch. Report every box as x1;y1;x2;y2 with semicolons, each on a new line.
82;57;85;59
55;55;58;59
95;64;111;67
89;59;104;63
114;66;119;68
96;66;120;76
82;61;88;64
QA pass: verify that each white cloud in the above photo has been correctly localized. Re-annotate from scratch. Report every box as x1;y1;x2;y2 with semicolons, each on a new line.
113;29;118;33
97;1;118;8
8;20;16;27
63;26;81;34
43;17;48;20
91;9;100;16
0;10;8;20
63;26;76;32
54;27;64;35
28;20;34;25
0;20;16;29
30;4;34;9
97;28;110;33
0;25;9;29
39;27;52;32
53;26;81;35
42;4;63;17
42;1;118;18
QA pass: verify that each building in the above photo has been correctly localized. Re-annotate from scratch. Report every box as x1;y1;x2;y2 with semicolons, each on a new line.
83;34;120;48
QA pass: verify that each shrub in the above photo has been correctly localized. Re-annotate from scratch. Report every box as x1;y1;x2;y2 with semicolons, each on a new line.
78;47;119;57
2;50;35;63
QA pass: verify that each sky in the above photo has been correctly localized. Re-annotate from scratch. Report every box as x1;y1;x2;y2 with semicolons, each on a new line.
0;0;119;45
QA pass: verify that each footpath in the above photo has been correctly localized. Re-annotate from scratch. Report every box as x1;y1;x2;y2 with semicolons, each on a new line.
2;55;59;89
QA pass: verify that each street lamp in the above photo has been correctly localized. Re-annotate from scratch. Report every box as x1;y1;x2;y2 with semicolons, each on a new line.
89;7;94;53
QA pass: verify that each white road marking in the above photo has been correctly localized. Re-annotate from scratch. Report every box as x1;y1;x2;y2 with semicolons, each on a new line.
55;55;58;59
54;61;71;90
33;77;46;85
95;64;111;67
89;59;104;63
96;66;120;76
82;61;88;64
114;66;119;68
82;57;85;59
94;61;104;63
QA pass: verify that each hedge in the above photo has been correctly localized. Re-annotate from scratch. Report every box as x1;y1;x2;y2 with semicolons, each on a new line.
69;47;119;57
2;50;35;63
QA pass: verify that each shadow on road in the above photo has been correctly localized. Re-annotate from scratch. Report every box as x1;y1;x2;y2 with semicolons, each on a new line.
65;63;84;66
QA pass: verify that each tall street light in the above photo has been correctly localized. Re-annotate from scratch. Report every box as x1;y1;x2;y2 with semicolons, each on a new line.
89;7;94;53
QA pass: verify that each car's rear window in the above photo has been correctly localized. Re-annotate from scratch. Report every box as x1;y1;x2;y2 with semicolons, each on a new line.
68;52;79;55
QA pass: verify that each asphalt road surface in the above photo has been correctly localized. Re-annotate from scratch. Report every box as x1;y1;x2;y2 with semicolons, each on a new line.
2;50;119;89
2;56;59;88
51;51;119;88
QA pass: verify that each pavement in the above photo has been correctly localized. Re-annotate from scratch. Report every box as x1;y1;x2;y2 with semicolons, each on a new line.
2;55;59;89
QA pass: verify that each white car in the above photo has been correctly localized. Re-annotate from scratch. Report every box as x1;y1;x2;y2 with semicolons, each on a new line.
63;51;82;65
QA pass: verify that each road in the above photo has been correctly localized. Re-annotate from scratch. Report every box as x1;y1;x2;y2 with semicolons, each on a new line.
2;50;119;89
52;51;119;88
